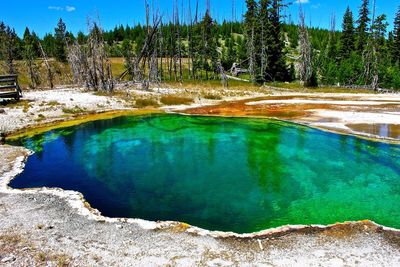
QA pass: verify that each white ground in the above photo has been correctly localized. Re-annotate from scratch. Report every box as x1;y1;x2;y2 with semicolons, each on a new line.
1;87;400;265
246;93;400;141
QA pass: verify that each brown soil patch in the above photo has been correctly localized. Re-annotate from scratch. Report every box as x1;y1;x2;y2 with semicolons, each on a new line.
184;97;341;120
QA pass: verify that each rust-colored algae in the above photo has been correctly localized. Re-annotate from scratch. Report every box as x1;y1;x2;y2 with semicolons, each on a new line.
184;97;338;120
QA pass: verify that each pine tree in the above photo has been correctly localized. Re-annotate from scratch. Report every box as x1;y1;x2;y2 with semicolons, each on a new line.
0;22;6;61
356;0;370;52
23;27;40;88
259;0;272;82
5;26;18;74
54;18;67;62
393;7;400;65
200;10;218;79
267;0;288;81
244;0;258;82
340;7;356;59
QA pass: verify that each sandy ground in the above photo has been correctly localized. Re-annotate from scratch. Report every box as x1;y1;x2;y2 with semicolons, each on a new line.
1;86;400;266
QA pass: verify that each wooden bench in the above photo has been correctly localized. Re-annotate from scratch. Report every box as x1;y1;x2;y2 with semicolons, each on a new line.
0;75;22;100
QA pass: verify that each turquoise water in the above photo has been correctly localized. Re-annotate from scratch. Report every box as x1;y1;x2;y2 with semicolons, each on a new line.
8;115;400;233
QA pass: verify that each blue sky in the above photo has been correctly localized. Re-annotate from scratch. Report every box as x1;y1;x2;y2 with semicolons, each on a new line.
1;0;399;37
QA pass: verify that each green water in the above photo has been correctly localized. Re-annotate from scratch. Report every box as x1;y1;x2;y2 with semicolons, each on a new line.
9;114;400;233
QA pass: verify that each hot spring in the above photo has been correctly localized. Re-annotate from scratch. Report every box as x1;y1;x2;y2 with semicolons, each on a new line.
8;114;400;233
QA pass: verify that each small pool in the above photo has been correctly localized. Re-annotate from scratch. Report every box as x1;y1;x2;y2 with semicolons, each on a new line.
8;115;400;233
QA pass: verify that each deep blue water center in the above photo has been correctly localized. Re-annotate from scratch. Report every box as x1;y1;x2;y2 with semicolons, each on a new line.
8;114;400;233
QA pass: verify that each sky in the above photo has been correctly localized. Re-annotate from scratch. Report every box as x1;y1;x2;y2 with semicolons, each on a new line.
1;0;399;37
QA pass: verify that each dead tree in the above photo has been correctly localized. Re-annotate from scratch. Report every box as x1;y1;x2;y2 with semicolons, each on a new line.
39;42;54;89
363;0;379;91
67;21;114;92
218;63;228;87
23;35;40;88
118;4;162;89
298;7;314;86
247;27;256;82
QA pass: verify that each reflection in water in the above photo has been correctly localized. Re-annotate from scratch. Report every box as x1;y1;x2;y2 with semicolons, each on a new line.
8;115;400;233
347;123;400;140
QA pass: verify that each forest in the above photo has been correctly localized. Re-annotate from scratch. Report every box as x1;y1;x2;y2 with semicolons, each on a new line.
0;0;400;91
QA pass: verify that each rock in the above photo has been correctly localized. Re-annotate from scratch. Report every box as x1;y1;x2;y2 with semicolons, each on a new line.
116;224;123;229
0;108;5;114
1;256;16;263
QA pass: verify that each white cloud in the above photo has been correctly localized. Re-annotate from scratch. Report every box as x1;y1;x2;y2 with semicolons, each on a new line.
295;0;310;3
48;6;64;11
66;6;76;12
312;3;321;9
48;5;76;12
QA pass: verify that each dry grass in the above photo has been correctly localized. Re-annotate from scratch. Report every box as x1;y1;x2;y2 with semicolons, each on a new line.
202;93;223;100
134;98;159;108
62;106;86;114
0;99;32;112
160;95;194;105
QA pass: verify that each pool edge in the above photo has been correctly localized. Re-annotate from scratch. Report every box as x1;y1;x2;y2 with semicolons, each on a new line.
2;144;400;240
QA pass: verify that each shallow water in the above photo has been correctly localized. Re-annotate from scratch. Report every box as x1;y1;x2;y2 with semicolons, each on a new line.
8;115;400;233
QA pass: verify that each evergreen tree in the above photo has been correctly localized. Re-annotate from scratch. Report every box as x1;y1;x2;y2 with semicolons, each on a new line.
42;33;56;57
200;11;218;79
340;7;356;59
393;7;400;65
259;0;272;81
0;22;6;61
267;0;288;81
236;36;247;62
54;18;67;62
356;0;370;52
23;27;40;88
4;26;18;74
77;31;87;45
244;0;258;81
222;36;236;70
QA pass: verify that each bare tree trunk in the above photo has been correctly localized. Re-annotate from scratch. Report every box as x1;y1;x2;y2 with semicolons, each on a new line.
298;7;313;86
247;27;256;82
39;42;54;89
67;20;113;92
176;0;183;83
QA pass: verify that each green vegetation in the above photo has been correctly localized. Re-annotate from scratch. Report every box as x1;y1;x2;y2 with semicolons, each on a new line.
0;0;400;90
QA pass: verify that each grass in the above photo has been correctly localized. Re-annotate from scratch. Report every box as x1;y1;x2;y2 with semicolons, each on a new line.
62;106;86;114
3;57;391;95
160;95;194;105
134;98;159;108
0;99;32;112
37;252;47;262
203;93;223;100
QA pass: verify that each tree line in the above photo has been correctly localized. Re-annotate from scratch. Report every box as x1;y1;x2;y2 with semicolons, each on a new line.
1;0;400;91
